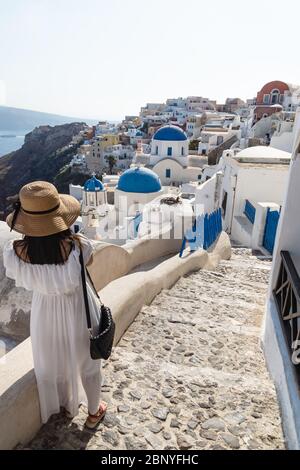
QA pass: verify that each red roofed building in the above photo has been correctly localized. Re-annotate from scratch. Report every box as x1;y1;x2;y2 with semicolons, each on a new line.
253;81;297;123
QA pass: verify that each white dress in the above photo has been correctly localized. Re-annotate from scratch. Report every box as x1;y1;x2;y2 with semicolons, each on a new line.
3;234;102;423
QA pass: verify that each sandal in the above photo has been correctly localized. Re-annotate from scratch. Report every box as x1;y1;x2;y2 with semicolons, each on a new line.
85;402;107;429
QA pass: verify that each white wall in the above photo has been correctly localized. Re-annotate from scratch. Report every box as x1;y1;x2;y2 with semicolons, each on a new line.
234;166;288;216
69;184;83;201
271;132;294;153
138;196;194;241
114;188;165;218
184;167;203;183
150;153;188;167
262;131;300;448
152;159;202;186
201;164;222;183
292;108;300;150
270;120;294;152
150;139;189;161
221;158;289;241
152;159;184;185
195;174;218;215
181;182;199;194
250;115;274;138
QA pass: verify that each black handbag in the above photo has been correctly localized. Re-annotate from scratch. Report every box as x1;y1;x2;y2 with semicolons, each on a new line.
79;246;115;360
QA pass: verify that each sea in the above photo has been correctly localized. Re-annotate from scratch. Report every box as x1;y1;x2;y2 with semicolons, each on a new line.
0;129;31;157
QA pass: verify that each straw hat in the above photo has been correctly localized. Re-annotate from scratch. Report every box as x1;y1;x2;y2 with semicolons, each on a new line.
6;181;81;237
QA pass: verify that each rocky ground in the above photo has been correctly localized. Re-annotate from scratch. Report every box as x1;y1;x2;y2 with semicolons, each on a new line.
26;248;285;450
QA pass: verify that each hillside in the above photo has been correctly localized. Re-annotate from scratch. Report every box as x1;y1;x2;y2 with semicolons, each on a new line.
0;105;97;131
0;123;91;218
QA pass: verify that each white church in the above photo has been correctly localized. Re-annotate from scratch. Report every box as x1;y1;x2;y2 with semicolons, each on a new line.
69;165;192;242
134;124;207;185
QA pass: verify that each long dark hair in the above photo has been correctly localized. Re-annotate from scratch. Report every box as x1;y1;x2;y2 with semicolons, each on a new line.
13;229;81;265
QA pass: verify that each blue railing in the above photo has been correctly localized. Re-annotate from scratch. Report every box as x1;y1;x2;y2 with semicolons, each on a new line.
203;208;223;250
244;200;256;224
179;208;222;257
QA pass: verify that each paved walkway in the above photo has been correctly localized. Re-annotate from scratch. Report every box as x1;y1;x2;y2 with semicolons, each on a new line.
27;249;285;450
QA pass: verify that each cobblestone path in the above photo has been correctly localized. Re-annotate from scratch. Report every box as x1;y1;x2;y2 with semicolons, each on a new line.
27;249;285;450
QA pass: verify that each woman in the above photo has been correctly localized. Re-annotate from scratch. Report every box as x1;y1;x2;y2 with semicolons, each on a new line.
3;181;107;429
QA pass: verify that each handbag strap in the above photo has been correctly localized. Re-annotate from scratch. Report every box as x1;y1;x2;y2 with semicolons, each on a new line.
78;243;104;330
79;245;92;330
85;265;103;304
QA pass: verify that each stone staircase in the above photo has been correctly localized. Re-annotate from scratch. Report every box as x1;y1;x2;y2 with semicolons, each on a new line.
26;248;285;450
207;135;238;165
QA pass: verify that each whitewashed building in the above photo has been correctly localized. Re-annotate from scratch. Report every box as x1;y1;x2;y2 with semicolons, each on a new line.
198;115;241;155
194;146;291;251
219;146;291;250
262;120;300;449
186;114;203;139
186;96;215;112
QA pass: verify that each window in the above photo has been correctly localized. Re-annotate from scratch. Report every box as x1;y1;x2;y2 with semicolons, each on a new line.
156;146;158;155
166;169;171;178
167;147;172;156
271;89;280;105
263;94;270;104
202;149;206;155
198;174;201;180
222;190;228;217
181;146;184;156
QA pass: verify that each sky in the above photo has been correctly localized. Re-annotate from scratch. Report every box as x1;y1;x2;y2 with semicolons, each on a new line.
0;0;299;121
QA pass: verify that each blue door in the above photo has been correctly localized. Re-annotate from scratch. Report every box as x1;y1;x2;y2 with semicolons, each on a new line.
263;209;280;254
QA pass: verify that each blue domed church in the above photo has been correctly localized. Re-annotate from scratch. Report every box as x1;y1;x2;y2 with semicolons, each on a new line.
115;166;164;217
83;174;107;208
81;174;108;238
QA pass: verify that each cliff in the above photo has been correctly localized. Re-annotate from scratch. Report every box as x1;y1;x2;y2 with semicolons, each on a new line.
0;122;90;218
